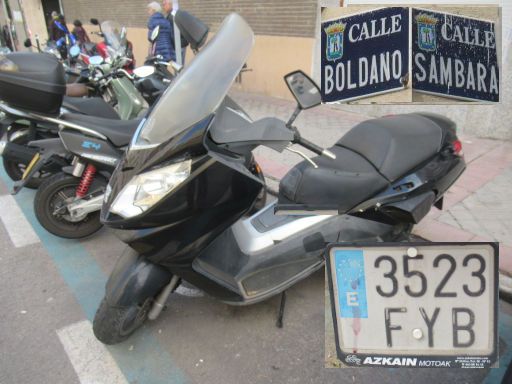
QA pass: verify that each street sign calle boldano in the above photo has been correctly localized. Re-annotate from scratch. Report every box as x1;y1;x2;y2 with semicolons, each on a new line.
321;7;409;103
412;8;499;102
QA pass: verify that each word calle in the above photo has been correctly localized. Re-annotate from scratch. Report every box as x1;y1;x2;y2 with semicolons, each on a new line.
348;14;402;42
441;23;495;49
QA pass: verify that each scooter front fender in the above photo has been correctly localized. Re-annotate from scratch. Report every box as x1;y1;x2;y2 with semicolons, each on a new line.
105;247;173;307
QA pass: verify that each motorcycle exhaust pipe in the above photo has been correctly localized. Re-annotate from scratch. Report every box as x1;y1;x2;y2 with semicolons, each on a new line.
0;141;39;163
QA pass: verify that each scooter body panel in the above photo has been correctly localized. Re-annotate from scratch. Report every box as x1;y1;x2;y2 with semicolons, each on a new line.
110;77;146;120
193;202;404;304
59;129;122;170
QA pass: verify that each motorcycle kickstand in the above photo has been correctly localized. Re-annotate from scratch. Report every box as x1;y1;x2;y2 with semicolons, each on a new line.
276;291;287;329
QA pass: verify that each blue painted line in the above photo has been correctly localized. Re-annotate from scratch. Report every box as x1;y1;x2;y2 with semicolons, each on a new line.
483;312;512;384
0;167;187;384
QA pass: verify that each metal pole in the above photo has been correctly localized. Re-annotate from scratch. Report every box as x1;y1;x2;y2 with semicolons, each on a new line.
16;0;31;46
172;0;182;65
1;0;15;51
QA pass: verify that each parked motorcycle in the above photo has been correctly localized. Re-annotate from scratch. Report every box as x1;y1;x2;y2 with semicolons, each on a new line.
8;11;210;238
0;11;207;193
87;18;135;72
0;27;154;189
87;13;465;344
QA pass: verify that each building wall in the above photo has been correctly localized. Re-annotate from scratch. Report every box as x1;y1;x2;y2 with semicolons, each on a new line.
21;0;48;42
61;0;318;97
62;0;317;37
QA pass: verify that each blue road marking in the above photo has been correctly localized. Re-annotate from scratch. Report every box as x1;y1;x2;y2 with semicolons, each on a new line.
334;249;368;318
0;166;187;384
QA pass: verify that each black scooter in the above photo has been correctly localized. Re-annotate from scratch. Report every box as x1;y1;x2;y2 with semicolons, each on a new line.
92;13;466;345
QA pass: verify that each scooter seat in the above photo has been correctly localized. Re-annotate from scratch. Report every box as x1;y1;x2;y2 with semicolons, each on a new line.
279;145;389;213
336;113;443;182
60;113;142;147
279;113;448;212
62;96;120;120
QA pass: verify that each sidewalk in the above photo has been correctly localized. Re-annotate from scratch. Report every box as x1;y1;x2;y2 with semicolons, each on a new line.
229;90;512;275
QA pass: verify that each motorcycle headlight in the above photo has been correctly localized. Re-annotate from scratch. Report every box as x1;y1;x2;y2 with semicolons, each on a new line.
109;160;191;218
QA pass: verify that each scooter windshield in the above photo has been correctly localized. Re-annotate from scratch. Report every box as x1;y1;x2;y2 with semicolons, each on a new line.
101;21;127;57
131;13;254;148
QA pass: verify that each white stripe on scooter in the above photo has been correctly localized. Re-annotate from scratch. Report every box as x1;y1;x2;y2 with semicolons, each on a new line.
0;194;39;247
57;320;129;384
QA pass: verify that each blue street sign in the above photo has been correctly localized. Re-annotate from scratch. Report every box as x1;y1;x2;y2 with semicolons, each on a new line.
412;9;499;102
321;7;409;103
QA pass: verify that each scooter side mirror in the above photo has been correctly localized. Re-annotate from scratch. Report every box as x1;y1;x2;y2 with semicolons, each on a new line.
23;38;32;48
90;18;100;26
133;65;156;78
174;10;209;51
284;70;322;110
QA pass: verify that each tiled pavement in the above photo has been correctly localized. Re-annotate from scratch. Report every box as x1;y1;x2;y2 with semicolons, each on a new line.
229;90;512;275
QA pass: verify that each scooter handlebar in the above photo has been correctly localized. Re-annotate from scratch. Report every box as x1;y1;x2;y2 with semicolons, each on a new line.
294;134;336;160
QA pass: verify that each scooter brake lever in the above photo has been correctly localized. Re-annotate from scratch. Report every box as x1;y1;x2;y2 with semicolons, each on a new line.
285;145;318;169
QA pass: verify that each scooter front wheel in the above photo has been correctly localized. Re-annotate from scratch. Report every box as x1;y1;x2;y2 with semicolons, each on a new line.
93;297;153;345
34;172;103;239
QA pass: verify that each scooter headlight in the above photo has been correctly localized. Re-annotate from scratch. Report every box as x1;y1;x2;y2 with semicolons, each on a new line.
109;160;191;218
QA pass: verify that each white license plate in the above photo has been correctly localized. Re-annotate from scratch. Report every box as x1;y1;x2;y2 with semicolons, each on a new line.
326;242;498;368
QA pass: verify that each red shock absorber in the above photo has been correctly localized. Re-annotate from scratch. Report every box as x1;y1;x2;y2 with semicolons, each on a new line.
76;164;97;198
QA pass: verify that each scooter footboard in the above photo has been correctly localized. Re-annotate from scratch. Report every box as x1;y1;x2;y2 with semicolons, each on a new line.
105;247;173;307
192;203;400;304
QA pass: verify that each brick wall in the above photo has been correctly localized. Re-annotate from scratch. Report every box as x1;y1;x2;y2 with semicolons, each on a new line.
62;0;317;37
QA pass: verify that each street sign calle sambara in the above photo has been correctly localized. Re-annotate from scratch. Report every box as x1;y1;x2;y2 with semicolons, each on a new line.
412;8;499;102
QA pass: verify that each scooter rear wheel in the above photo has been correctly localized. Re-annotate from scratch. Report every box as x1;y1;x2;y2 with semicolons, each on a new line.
34;172;103;239
93;297;153;345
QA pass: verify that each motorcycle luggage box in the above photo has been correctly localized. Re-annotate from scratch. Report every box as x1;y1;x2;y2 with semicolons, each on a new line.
0;52;66;115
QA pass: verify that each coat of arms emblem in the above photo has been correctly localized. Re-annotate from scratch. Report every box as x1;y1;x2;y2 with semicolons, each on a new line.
325;22;346;62
416;13;438;52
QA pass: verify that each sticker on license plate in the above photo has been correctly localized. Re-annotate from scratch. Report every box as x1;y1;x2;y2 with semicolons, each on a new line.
326;242;498;368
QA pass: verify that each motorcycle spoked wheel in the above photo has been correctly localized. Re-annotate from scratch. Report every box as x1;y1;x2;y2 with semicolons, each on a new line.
34;172;104;239
3;130;52;189
93;297;153;345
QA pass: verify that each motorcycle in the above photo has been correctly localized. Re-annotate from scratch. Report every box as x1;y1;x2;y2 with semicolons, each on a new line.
88;13;465;344
15;11;210;238
0;11;208;193
0;27;155;189
87;18;135;72
0;51;124;188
